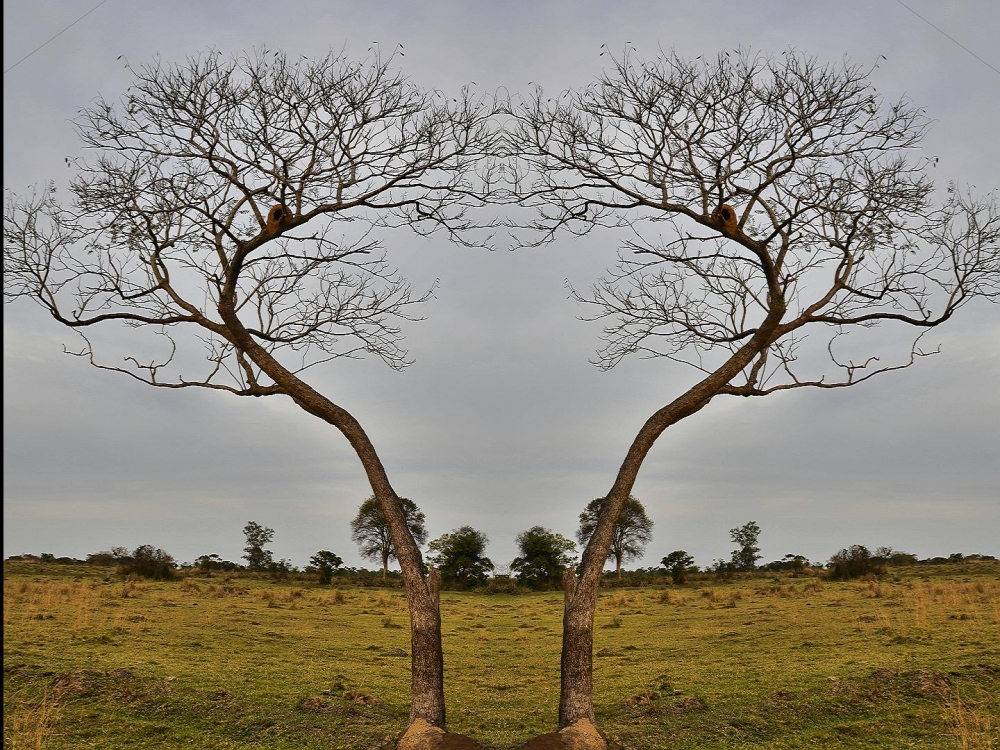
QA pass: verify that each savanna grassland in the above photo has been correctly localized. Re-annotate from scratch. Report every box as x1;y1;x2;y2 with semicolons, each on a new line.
3;560;998;749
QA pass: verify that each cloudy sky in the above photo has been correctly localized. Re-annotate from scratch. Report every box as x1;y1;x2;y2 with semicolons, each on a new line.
4;1;998;572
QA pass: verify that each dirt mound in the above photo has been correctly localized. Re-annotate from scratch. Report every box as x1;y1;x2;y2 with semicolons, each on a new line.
396;718;482;750
673;696;706;712
910;671;951;696
297;697;331;712
52;668;136;696
624;690;660;707
522;718;608;750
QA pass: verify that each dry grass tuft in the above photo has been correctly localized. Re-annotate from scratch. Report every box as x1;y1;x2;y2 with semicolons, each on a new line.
3;689;62;750
944;688;998;750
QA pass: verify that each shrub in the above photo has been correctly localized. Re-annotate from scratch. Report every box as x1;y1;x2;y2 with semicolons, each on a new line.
120;545;176;580
484;576;521;594
86;551;117;566
826;545;885;580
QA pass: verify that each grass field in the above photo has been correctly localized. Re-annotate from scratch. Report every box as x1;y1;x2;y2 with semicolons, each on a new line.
3;560;998;749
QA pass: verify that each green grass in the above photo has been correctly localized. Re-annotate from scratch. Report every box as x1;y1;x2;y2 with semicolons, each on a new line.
4;562;998;749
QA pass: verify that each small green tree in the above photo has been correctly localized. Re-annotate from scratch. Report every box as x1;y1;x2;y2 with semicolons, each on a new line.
512;526;578;589
661;550;695;584
242;521;275;571
310;550;344;585
577;496;653;580
426;526;493;588
350;496;428;580
730;521;762;572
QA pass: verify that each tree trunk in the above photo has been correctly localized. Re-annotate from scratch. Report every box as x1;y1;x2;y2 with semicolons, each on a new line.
217;292;446;729
382;552;390;581
615;555;621;581
558;295;787;729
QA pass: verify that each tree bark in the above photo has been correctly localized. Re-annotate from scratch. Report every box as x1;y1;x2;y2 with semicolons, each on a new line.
218;288;446;729
428;567;442;609
558;295;786;729
383;552;390;581
563;567;577;617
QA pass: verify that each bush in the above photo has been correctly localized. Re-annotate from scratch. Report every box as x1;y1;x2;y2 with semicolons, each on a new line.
888;551;918;566
120;545;176;580
599;567;667;587
483;576;522;594
826;545;885;580
86;551;117;566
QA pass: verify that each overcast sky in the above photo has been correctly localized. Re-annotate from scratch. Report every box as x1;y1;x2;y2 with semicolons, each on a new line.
4;1;998;572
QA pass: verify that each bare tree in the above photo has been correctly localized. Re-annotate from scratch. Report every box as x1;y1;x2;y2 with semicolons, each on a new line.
514;48;999;732
576;495;652;580
3;48;496;732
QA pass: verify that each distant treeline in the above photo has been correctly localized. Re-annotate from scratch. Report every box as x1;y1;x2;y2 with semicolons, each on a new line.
13;509;995;592
5;548;996;590
3;550;409;587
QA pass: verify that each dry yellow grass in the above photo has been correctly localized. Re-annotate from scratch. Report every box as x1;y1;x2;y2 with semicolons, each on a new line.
3;561;998;749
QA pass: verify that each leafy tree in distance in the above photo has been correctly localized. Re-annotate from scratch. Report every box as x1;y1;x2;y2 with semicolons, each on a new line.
730;521;762;572
3;48;495;730
514;47;1000;730
309;550;344;585
512;526;578;589
661;550;695;584
577;496;653;580
242;521;275;571
426;526;493;588
351;496;428;580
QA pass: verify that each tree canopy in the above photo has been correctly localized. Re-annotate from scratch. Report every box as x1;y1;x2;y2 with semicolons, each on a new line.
661;550;695;584
426;526;493;588
309;550;344;584
730;521;762;572
3;49;495;389
511;526;578;589
242;521;275;571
